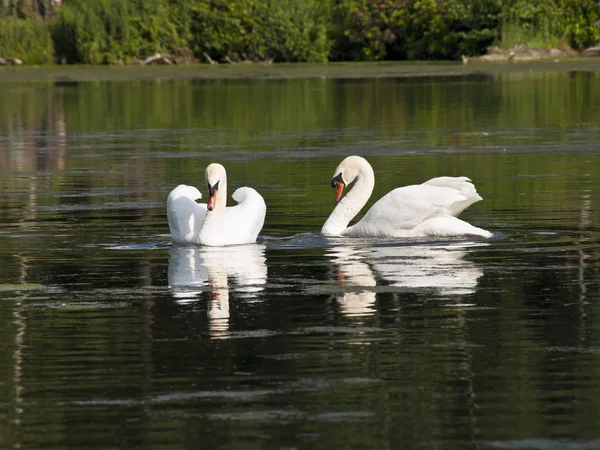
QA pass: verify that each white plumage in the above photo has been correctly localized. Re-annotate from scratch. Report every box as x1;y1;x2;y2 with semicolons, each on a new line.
167;164;266;246
321;156;492;238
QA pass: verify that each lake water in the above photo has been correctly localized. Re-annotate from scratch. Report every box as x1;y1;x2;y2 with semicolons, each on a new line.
1;65;600;449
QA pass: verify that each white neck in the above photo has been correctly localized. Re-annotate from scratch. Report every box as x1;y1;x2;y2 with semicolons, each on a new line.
199;170;228;244
321;163;374;236
214;171;228;211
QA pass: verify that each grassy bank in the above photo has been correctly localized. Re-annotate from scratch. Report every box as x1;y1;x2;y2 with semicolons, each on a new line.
0;0;599;65
3;59;600;85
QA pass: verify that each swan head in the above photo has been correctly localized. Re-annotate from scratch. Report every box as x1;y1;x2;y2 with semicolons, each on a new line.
330;156;369;202
205;163;226;211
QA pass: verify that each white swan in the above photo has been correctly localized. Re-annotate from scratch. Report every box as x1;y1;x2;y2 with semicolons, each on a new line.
199;163;267;246
167;184;207;244
321;156;492;238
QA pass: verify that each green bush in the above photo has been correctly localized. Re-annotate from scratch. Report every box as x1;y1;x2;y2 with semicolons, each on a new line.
402;0;501;60
190;0;330;63
331;0;500;61
558;0;600;49
329;0;404;61
499;0;600;50
0;17;54;64
2;0;600;64
52;0;192;64
499;0;564;49
49;0;329;64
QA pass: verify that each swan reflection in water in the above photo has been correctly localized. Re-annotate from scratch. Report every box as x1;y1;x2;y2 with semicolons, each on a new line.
168;244;267;338
327;240;487;317
328;246;378;317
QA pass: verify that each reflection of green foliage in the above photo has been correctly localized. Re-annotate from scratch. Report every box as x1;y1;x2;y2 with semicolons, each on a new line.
0;17;54;64
1;71;599;237
1;71;599;139
0;283;43;291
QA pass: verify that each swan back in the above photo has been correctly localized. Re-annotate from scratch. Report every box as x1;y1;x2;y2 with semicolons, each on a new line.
167;184;207;244
348;181;486;237
422;176;482;217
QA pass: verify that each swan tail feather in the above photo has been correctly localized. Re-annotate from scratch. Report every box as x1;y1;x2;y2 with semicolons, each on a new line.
413;216;493;239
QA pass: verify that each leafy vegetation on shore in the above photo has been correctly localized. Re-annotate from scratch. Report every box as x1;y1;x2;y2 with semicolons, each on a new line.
0;0;599;64
499;0;600;50
0;16;54;64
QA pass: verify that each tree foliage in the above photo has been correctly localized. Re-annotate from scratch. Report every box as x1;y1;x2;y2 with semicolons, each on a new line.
190;0;330;62
51;0;192;64
499;0;600;50
0;16;54;64
0;0;599;64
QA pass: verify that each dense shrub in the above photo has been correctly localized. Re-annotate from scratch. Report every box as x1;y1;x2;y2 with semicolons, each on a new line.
557;0;600;49
330;0;501;61
49;0;329;64
190;0;330;63
401;0;501;59
0;0;57;18
1;0;599;64
499;0;600;50
0;17;54;64
329;0;404;61
51;0;192;64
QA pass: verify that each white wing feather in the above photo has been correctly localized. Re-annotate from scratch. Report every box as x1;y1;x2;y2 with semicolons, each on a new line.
346;179;487;238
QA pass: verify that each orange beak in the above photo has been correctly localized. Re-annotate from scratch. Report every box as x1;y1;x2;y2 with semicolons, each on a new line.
207;190;217;210
335;181;345;203
207;181;219;211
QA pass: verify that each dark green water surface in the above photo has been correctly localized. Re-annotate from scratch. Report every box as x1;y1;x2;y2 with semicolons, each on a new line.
1;66;599;449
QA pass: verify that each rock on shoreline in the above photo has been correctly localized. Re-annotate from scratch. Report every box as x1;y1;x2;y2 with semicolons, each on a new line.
462;43;599;64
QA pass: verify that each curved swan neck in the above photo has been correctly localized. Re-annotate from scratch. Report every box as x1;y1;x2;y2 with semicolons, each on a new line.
205;164;228;212
214;173;228;211
321;159;374;236
199;166;229;245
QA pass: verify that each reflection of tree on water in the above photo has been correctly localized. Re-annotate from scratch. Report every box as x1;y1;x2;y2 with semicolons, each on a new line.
2;86;70;445
168;244;267;338
327;240;487;317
